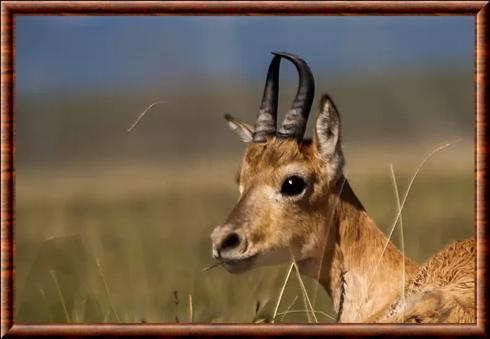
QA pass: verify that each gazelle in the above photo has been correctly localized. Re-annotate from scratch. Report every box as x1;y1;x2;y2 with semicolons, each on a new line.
210;52;475;323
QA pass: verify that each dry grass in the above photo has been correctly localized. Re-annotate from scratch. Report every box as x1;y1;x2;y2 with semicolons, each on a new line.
368;140;459;289
15;144;473;323
271;262;294;323
390;164;406;322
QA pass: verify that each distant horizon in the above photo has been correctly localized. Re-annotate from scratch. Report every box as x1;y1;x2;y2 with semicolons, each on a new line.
16;16;473;169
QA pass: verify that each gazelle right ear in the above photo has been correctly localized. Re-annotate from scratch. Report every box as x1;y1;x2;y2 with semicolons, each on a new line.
224;114;254;143
314;94;345;184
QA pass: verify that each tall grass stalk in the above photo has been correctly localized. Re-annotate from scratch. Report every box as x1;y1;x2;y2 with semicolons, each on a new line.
39;287;54;322
292;260;318;323
188;294;193;323
271;262;294;323
127;101;166;132
276;309;335;321
368;140;459;288
95;257;121;322
390;164;406;322
277;295;298;322
49;269;71;322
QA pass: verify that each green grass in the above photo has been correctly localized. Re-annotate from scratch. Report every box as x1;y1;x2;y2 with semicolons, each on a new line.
15;144;474;323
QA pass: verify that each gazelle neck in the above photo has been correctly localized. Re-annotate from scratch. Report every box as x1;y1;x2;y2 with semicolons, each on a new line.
299;179;418;323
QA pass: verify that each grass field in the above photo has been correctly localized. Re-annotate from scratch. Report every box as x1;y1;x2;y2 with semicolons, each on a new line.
15;142;474;323
14;16;474;323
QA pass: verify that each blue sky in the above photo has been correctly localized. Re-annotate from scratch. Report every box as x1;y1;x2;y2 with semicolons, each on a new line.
16;16;473;94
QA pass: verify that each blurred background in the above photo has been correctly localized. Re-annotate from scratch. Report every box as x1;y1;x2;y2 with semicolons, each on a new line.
16;16;474;323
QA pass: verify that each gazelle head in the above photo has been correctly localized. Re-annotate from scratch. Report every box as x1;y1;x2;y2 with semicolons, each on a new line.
211;52;345;273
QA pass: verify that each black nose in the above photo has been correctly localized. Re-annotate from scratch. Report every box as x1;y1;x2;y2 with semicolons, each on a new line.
218;232;241;253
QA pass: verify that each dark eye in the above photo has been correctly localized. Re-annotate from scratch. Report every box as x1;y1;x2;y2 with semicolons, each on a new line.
281;176;306;196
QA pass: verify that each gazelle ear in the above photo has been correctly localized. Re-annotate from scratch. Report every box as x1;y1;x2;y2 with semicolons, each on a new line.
314;94;345;183
224;114;254;143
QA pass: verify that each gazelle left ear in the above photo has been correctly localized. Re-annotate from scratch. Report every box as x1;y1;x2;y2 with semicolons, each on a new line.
314;94;345;183
224;114;254;143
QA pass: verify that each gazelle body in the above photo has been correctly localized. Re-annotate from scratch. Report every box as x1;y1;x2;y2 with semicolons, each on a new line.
210;52;475;323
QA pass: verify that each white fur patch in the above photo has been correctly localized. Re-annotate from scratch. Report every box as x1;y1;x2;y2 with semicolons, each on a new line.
224;114;254;143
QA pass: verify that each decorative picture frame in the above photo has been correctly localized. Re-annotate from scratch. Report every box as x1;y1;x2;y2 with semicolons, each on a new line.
1;1;487;337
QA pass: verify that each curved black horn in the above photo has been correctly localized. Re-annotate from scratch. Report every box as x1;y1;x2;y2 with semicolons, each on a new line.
253;55;281;143
273;52;315;140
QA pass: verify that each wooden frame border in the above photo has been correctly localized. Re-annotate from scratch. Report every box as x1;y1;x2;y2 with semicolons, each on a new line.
1;1;488;337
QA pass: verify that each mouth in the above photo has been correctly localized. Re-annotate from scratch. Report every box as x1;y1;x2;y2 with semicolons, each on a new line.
220;253;258;274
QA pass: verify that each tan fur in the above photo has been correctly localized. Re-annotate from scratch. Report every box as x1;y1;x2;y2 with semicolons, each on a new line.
212;95;475;323
378;239;475;323
233;138;326;259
